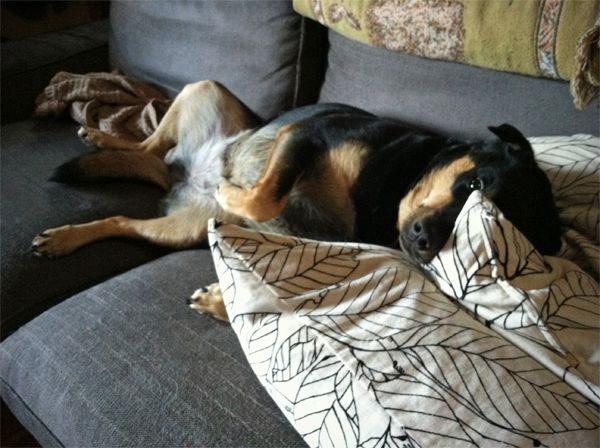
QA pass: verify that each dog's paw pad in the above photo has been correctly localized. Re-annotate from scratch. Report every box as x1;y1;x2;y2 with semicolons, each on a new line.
188;287;212;308
188;286;227;321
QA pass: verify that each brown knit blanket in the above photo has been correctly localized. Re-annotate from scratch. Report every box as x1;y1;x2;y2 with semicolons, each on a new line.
35;71;172;142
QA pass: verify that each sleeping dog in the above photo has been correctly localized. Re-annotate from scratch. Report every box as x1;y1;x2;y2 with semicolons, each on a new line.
32;81;562;319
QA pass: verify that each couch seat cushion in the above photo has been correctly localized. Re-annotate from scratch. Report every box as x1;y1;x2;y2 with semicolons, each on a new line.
1;119;169;338
0;250;304;447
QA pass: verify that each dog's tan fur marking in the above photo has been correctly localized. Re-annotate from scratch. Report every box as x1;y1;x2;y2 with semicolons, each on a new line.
313;142;367;232
216;181;287;222
398;155;475;230
325;142;368;191
145;80;248;158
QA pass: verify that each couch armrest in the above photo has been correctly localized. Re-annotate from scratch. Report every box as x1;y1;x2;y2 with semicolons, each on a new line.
1;20;110;124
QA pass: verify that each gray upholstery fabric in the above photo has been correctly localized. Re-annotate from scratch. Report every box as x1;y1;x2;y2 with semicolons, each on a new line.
110;1;307;120
0;250;305;447
1;20;109;124
319;31;600;139
1;119;169;339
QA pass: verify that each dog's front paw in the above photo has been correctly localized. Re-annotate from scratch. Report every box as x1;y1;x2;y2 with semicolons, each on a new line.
188;283;228;321
31;226;80;258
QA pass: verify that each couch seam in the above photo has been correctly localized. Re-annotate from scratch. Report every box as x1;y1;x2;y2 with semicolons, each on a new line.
292;16;307;109
0;376;65;447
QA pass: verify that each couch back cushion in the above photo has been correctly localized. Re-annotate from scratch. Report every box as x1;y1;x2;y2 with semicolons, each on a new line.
319;31;599;139
109;0;321;120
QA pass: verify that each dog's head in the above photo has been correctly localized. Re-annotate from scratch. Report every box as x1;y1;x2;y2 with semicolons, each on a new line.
397;124;561;263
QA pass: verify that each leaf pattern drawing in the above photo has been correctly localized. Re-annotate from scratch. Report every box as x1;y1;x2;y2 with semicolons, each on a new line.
355;324;598;446
207;135;599;447
426;192;600;401
531;134;600;275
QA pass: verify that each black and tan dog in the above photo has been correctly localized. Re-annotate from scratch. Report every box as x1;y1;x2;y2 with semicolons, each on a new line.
32;81;562;319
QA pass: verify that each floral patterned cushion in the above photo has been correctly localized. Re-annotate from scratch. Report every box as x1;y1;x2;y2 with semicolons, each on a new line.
292;0;598;83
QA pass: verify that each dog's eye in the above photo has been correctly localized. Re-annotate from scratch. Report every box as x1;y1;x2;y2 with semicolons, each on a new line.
469;177;483;191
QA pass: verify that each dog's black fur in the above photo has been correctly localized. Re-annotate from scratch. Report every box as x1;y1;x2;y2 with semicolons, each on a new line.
223;103;562;262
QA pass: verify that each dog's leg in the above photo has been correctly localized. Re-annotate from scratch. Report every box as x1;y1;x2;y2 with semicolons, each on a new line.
78;127;145;152
79;80;255;159
53;150;172;190
31;205;234;257
188;283;228;321
216;124;317;222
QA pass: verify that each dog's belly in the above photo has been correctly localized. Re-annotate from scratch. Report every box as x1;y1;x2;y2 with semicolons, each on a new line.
163;132;233;215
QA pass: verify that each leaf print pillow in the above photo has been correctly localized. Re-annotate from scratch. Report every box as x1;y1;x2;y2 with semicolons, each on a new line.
425;191;600;394
530;134;599;276
207;219;600;448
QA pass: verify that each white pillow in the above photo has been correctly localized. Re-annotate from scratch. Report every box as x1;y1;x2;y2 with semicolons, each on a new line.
425;191;600;393
208;205;599;447
207;134;600;447
530;134;599;275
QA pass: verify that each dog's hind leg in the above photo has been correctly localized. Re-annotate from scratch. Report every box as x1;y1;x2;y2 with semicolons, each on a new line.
63;81;257;188
52;150;172;190
31;204;236;258
216;124;320;222
79;80;257;160
78;127;146;152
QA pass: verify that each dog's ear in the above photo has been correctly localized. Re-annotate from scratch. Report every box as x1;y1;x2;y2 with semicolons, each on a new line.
488;124;532;154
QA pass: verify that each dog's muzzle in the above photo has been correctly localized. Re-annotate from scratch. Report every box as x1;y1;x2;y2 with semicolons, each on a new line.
399;217;453;264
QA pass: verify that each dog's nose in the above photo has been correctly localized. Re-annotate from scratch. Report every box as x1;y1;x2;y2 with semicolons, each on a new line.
410;220;430;251
402;216;454;263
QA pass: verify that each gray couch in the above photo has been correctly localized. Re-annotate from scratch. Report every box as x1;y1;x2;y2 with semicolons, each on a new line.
1;2;597;446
